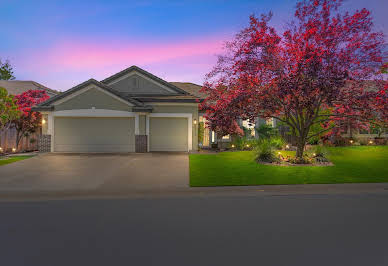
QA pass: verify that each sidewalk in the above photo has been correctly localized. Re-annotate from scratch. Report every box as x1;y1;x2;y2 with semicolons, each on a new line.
0;182;387;202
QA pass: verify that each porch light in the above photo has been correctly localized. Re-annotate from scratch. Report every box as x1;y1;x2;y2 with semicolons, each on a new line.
12;148;16;152
193;119;197;125
349;140;353;144
369;140;373;144
42;118;46;125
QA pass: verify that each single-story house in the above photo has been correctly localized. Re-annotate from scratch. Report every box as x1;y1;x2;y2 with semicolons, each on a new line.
33;66;208;153
31;66;386;153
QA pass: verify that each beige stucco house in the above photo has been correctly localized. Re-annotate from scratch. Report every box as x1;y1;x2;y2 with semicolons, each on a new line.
33;66;207;153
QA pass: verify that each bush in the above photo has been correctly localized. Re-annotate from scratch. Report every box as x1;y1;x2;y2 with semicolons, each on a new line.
312;145;329;163
254;138;280;163
255;124;278;138
231;136;256;150
270;136;285;149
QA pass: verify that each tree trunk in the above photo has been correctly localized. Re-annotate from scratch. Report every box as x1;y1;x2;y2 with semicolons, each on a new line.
296;132;307;159
296;140;305;159
16;130;23;152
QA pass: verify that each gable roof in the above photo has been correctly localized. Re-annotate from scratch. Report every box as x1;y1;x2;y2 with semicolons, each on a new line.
0;80;59;97
35;79;143;108
101;65;189;95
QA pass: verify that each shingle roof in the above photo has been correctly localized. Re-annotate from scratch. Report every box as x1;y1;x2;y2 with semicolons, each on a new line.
169;82;207;99
0;80;59;96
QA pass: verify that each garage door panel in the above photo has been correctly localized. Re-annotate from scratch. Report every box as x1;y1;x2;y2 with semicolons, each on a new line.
149;117;188;152
54;117;135;152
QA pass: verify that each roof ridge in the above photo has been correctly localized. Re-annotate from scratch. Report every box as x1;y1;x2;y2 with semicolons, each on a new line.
100;65;189;95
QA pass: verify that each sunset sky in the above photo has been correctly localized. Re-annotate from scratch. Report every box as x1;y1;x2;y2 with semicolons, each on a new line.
2;0;387;91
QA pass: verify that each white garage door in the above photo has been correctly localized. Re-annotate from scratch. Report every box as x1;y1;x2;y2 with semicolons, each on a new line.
149;117;188;151
54;117;135;152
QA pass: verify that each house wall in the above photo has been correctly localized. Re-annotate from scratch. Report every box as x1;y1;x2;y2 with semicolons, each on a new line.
108;73;173;95
54;88;132;111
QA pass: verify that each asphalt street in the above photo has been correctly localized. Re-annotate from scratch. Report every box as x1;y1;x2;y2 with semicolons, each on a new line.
1;193;387;266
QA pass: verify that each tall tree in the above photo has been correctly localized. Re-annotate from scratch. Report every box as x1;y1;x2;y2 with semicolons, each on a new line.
201;0;387;159
12;90;49;150
0;59;15;80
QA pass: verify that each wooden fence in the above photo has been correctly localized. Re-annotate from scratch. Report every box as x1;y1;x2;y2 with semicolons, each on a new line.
0;128;40;153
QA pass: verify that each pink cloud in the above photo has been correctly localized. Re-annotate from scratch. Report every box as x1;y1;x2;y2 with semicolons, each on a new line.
15;35;229;90
32;37;225;71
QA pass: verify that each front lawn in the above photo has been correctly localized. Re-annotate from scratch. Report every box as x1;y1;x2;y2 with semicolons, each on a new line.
0;156;33;166
189;146;388;186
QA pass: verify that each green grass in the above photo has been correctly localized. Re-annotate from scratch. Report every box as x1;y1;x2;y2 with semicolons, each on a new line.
0;156;33;166
189;146;388;186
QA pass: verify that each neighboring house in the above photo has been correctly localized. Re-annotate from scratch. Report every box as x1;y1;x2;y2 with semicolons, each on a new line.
0;80;58;97
33;66;204;153
0;80;58;152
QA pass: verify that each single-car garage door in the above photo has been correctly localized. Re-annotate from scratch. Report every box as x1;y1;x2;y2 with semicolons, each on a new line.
149;117;188;151
54;117;135;152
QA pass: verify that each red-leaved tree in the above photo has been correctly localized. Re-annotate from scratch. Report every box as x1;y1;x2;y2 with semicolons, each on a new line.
13;90;49;150
201;0;387;158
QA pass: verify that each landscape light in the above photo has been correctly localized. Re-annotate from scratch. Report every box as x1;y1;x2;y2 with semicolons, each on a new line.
0;147;3;152
12;148;16;152
246;144;250;147
313;153;316;156
231;144;235;148
278;152;281;155
350;140;353;144
369;140;373;144
286;144;290;149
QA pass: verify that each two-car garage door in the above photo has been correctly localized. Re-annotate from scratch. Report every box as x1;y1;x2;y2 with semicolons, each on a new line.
54;117;135;152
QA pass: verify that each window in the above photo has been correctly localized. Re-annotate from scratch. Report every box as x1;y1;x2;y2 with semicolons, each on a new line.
222;134;230;140
242;120;256;137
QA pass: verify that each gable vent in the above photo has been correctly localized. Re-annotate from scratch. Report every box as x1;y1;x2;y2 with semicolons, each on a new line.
132;77;139;88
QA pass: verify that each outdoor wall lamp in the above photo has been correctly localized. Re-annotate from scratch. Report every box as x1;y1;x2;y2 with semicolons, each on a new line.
193;119;197;125
42;118;46;125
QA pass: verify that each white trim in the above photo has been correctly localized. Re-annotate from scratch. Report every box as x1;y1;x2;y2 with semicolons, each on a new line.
47;113;54;152
135;114;139;135
106;71;176;93
53;84;134;107
147;113;193;151
52;109;137;117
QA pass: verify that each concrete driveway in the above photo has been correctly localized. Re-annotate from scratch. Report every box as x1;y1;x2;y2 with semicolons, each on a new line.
0;153;189;192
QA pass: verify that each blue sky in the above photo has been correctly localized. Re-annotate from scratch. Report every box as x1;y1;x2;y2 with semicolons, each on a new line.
1;0;387;91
